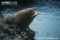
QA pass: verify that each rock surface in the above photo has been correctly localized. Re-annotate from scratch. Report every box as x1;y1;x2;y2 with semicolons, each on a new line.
0;23;35;40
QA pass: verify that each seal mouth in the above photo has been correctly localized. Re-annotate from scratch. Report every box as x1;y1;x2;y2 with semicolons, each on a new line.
32;11;38;17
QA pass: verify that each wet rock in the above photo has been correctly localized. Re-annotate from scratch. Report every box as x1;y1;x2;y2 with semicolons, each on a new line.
0;23;35;40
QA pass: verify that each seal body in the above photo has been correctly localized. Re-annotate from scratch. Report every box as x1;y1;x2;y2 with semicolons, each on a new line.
4;8;37;31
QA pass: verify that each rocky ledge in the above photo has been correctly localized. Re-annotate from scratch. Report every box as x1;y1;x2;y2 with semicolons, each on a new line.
0;23;35;40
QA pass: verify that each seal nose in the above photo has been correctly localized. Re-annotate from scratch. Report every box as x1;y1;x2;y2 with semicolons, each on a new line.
32;11;38;17
34;11;38;16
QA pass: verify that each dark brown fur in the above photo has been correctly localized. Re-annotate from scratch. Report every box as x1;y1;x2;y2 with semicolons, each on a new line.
4;8;37;31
